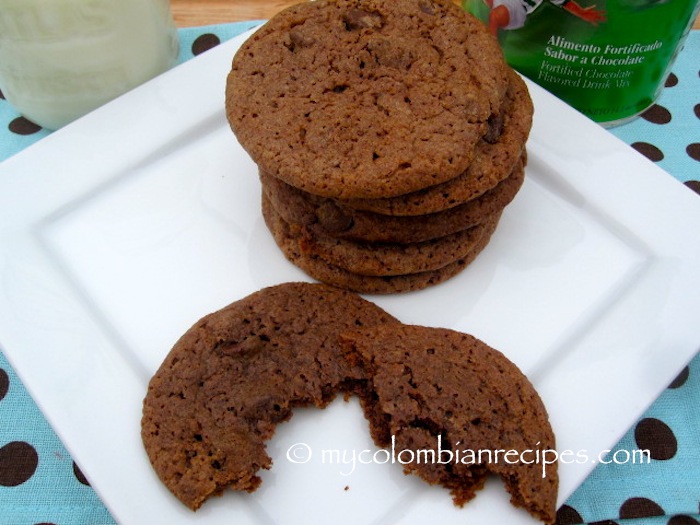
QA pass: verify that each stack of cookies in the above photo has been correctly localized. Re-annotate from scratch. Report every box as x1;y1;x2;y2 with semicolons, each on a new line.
226;0;533;293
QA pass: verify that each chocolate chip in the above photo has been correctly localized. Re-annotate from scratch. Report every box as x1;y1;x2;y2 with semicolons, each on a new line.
484;113;504;144
288;27;316;50
316;201;354;232
245;396;291;424
343;8;384;30
367;37;414;69
418;0;437;15
239;335;272;355
215;335;270;357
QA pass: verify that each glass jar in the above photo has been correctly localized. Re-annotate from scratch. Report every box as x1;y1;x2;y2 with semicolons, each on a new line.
0;0;179;130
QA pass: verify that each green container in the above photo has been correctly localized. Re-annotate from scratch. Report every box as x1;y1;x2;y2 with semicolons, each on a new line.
465;0;700;126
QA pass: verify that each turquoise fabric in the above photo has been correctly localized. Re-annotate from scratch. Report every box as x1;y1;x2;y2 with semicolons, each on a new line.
0;21;698;525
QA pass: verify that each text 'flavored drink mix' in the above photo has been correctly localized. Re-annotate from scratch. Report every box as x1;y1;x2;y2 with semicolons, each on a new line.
465;0;700;126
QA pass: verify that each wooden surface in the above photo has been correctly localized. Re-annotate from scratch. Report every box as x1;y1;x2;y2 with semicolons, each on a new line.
170;0;301;25
171;0;700;29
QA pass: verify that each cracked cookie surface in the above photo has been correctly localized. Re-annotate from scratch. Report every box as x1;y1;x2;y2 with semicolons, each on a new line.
340;323;558;524
226;0;509;199
141;282;399;510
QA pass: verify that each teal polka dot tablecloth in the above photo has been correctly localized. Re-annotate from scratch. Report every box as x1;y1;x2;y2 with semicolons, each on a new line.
1;21;699;525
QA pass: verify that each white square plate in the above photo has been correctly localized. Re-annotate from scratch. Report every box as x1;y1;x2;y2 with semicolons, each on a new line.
1;28;700;525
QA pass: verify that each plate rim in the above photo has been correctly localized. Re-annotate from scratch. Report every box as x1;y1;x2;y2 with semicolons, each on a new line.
1;26;700;525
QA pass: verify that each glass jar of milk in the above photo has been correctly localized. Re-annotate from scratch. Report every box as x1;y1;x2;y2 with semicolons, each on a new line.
0;0;179;130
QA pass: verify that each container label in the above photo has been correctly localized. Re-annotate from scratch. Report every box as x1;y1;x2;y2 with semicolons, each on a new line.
465;0;700;124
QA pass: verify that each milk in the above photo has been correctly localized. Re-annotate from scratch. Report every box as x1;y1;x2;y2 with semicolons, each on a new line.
0;0;179;130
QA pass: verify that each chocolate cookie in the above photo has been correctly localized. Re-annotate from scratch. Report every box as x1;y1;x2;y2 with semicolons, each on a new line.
141;282;399;510
340;69;532;215
261;157;524;243
262;195;496;293
226;0;510;199
340;324;558;524
295;212;499;276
